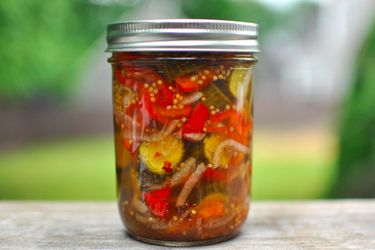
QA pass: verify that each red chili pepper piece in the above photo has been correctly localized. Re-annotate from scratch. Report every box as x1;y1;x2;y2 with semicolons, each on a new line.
206;125;227;134
162;161;173;173
155;84;173;107
157;105;193;119
143;186;171;218
140;94;170;124
182;103;209;134
114;68;148;89
125;66;166;85
207;108;252;145
154;152;162;158
209;109;235;124
175;67;216;92
114;69;127;85
175;77;200;92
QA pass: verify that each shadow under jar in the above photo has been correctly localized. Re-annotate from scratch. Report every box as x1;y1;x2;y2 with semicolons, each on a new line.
106;19;259;246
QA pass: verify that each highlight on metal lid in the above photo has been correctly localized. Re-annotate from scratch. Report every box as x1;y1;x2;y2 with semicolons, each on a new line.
106;19;259;52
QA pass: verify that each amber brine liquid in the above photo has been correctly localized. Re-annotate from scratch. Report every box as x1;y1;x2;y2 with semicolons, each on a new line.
110;52;255;244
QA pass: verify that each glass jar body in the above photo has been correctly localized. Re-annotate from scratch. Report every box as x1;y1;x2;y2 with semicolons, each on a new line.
109;52;256;246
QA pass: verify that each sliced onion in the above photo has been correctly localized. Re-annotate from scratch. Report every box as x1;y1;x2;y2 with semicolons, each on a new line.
134;212;148;224
150;218;169;230
182;92;203;105
143;119;179;142
174;129;183;139
202;212;235;229
132;198;148;214
228;160;250;182
170;157;196;186
167;208;191;228
122;86;137;108
114;111;140;129
213;139;249;169
133;213;169;230
176;163;207;207
183;133;206;142
120;129;143;143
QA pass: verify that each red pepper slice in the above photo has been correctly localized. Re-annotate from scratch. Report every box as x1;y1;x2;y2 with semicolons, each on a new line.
140;94;170;124
175;67;217;92
124;66;167;85
207;109;252;145
206;125;227;134
116;66;198;125
154;84;174;107
114;69;127;85
156;105;193;119
209;109;235;124
115;65;170;98
141;92;189;123
182;103;209;134
175;77;201;92
143;186;171;218
114;68;147;89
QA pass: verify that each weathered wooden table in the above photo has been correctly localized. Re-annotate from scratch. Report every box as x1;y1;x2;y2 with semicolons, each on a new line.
1;200;374;249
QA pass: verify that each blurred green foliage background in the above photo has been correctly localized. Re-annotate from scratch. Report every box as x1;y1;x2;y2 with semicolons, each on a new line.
331;22;375;198
0;0;373;200
0;0;309;100
0;0;130;99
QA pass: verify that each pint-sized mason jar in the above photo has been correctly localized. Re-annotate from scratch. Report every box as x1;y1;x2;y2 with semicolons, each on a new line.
106;19;258;246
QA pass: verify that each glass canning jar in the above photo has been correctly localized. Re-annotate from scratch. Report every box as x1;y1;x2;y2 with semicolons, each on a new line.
106;19;258;246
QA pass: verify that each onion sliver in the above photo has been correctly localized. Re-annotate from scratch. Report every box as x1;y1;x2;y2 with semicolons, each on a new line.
213;139;249;169
132;198;148;214
182;92;203;105
167;208;191;228
176;163;207;207
122;86;137;108
134;213;169;230
183;133;206;142
115;111;140;129
143;119;179;142
202;212;235;229
171;157;197;186
143;157;196;191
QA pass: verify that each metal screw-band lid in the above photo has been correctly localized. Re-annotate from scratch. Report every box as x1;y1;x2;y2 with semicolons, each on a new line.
106;19;259;52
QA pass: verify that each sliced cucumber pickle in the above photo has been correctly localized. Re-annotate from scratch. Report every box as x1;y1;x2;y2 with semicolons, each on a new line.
229;67;253;100
204;134;232;166
139;135;184;175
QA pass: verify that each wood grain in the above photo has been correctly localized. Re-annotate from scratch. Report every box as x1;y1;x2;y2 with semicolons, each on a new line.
0;200;374;249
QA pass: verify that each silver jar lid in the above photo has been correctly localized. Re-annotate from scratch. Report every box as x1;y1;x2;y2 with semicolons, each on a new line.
106;19;259;53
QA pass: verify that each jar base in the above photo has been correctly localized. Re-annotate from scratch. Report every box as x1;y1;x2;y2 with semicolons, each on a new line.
127;231;239;247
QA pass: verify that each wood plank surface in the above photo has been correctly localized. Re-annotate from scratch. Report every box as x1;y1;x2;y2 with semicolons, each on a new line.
0;200;374;249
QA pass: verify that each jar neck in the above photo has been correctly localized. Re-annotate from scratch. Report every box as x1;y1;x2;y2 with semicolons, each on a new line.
108;52;257;64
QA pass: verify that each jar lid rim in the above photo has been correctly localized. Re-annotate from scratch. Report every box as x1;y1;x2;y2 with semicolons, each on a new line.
106;19;259;53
